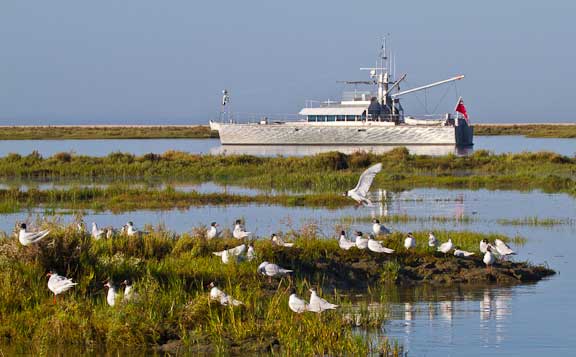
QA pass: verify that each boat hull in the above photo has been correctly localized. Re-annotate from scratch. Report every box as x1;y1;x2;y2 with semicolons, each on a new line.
215;122;473;146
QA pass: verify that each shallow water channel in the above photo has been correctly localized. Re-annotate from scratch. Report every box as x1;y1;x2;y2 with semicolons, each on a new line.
1;187;575;355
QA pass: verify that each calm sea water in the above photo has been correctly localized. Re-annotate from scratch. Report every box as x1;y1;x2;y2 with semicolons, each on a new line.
0;135;574;157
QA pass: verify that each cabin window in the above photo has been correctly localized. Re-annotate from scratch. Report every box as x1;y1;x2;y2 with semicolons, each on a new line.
337;115;345;121
327;115;335;122
308;115;316;122
345;115;355;121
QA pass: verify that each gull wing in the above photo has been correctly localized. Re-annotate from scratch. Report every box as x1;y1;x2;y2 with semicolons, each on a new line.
351;163;382;197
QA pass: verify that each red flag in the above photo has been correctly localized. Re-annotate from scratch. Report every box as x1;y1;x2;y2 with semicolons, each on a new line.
455;97;469;121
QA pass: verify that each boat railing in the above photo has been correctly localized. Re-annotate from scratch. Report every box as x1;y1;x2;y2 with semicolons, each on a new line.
216;112;301;123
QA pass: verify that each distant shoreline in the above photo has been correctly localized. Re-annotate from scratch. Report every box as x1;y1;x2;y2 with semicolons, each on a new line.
0;123;574;139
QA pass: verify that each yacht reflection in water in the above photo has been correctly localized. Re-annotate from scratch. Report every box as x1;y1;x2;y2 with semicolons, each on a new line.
211;144;474;157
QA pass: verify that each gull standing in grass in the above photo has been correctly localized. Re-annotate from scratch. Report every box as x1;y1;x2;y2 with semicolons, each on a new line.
453;247;475;257
354;231;368;249
428;232;438;248
121;279;138;302
209;282;243;306
288;289;310;313
338;231;355;250
308;288;338;313
494;239;516;257
46;271;77;304
91;222;105;240
372;219;390;235
271;233;294;247
404;232;416;250
213;244;246;264
207;222;220;240
438;238;453;255
344;163;382;206
257;261;292;283
233;219;251;239
18;223;50;246
125;221;140;237
104;281;118;307
367;234;394;254
483;246;496;270
246;244;256;261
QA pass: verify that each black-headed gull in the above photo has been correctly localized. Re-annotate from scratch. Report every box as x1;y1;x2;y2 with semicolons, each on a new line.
121;279;138;302
125;221;140;237
47;272;77;304
209;282;243;306
354;231;368;249
207;222;220;240
345;163;382;206
233;219;251;239
91;222;105;240
479;239;492;254
257;261;292;283
428;232;438;247
404;232;416;250
494;239;515;257
288;289;310;313
372;219;390;235
437;239;453;254
18;223;50;246
367;234;394;254
213;244;246;264
308;288;338;313
271;233;294;248
483;246;496;269
453;247;475;257
338;231;355;250
104;281;118;307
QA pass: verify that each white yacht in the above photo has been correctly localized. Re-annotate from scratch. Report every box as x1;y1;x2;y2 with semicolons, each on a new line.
210;40;473;147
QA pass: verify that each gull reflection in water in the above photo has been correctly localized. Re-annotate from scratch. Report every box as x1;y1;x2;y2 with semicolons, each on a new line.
479;289;512;345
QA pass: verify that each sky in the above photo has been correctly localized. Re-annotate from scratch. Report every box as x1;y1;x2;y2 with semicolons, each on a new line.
1;0;575;125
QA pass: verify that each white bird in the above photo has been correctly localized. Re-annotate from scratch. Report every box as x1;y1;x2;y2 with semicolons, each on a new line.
288;290;310;313
18;223;50;246
428;232;438;247
367;234;394;254
345;163;382;206
271;233;294;248
125;221;140;236
404;233;416;250
207;222;220;240
483;246;496;269
46;272;77;304
308;288;338;313
246;245;256;261
494;239;516;257
213;244;247;264
438;239;453;254
106;228;113;239
354;231;368;249
338;231;355;250
121;279;138;302
233;220;251;239
257;261;292;279
453;248;475;257
91;222;105;240
209;282;243;306
479;239;492;254
103;281;118;307
372;219;390;235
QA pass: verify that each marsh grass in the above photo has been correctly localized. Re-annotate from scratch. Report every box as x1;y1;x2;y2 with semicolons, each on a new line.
497;216;575;226
475;124;576;138
0;149;574;195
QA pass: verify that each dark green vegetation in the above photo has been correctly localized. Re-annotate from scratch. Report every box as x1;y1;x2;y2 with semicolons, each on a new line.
0;224;551;354
0;149;574;195
0;186;351;213
475;124;576;138
0;125;216;140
